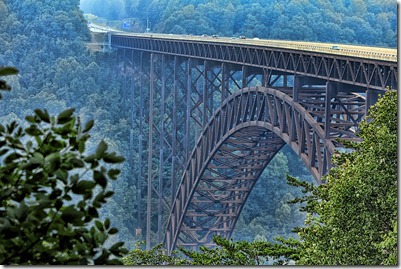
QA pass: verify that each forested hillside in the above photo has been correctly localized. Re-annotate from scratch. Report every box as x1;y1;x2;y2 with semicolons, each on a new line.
0;0;322;249
0;0;397;259
80;0;397;47
0;0;137;249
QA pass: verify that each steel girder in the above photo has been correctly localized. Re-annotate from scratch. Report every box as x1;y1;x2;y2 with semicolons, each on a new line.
113;37;390;251
111;34;397;91
164;85;369;253
121;49;270;248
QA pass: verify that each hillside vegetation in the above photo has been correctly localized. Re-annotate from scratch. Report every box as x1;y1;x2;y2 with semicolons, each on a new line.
0;0;397;264
80;0;397;47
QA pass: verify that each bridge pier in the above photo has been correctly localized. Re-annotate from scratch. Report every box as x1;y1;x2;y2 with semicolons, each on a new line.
111;35;395;250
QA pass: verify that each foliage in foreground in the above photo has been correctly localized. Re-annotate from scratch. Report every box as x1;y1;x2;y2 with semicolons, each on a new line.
121;236;298;266
0;84;128;264
121;241;188;265
179;235;298;265
286;90;398;265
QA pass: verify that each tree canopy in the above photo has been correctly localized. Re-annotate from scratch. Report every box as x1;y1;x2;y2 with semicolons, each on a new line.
285;90;398;265
0;103;128;264
81;0;397;47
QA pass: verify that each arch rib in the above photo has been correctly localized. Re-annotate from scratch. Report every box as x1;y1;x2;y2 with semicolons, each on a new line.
164;86;337;253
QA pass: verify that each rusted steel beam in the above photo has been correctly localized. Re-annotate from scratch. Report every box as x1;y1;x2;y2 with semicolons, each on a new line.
111;34;397;90
115;41;381;252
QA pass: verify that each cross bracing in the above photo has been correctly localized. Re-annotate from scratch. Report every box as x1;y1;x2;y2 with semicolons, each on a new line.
107;32;397;253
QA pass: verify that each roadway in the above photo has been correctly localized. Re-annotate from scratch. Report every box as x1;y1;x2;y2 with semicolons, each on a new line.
88;23;397;62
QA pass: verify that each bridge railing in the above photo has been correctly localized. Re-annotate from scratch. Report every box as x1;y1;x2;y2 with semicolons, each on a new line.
111;32;397;63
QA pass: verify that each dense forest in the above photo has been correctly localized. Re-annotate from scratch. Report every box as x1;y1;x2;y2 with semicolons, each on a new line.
0;0;397;265
80;0;397;47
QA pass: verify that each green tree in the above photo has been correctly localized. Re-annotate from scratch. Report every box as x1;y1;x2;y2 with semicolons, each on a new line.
122;241;188;265
179;235;298;265
0;103;128;264
287;90;397;265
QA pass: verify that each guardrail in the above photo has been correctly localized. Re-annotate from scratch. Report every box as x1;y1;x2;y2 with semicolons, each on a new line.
111;32;397;62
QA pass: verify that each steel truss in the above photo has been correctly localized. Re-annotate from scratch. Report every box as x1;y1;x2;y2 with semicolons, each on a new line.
112;34;397;91
113;36;395;252
164;84;370;253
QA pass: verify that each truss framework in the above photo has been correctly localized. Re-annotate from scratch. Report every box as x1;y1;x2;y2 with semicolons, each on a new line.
114;40;393;251
112;34;397;91
164;85;370;253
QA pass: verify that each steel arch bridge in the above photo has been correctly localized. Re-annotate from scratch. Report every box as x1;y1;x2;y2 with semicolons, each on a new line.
164;85;339;251
104;31;397;253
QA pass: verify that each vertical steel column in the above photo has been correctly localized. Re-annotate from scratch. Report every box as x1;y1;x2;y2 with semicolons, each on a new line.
292;75;304;102
171;56;178;204
283;74;288;88
137;51;144;236
221;62;228;104
122;49;127;100
186;58;192;160
146;53;155;250
195;78;202;142
129;50;135;187
323;81;336;175
107;32;111;50
242;65;247;88
157;54;166;243
203;60;209;127
325;81;338;139
290;75;303;145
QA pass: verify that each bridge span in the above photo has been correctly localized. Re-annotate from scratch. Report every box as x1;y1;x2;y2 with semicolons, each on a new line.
104;31;397;252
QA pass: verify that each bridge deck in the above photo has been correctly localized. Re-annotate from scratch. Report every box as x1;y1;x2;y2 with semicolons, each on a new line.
111;32;397;63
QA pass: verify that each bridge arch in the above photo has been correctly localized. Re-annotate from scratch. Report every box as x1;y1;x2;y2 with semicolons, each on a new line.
164;86;338;253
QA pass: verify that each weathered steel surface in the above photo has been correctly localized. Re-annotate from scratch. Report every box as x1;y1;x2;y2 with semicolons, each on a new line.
111;34;397;91
164;86;366;253
113;35;393;252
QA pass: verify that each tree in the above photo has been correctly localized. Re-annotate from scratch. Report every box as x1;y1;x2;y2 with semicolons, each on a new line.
0;101;129;264
179;235;298;265
121;241;188;265
286;90;398;265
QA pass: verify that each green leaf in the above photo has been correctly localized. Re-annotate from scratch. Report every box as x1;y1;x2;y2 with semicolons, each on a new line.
96;140;108;158
34;109;50;123
110;242;124;250
104;191;114;198
55;169;68;183
33;152;45;162
95;220;104;231
108;228;118;235
103;152;125;164
88;207;99;218
0;148;9;156
25;125;43;136
72;180;96;194
70;157;85;168
61;205;84;223
25;115;39;123
78;141;86;154
50;139;65;149
104;219;110;230
83;119;95;133
84;153;97;163
0;66;19;76
94;170;107;188
57;108;75;124
107;169;121;180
